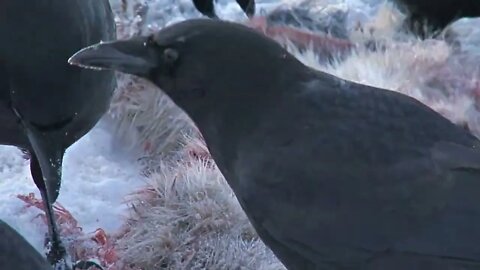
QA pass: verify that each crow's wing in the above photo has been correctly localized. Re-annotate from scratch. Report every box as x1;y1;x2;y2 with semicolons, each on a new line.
232;76;480;268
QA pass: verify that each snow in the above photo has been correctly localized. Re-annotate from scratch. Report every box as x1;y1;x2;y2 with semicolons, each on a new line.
0;119;145;253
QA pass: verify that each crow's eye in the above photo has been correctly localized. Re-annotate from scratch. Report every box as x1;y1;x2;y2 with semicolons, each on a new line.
145;35;156;47
163;48;179;64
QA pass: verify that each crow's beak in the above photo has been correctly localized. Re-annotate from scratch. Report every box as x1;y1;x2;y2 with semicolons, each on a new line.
68;37;156;76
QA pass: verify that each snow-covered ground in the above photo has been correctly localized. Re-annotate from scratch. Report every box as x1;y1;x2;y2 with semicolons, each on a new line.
0;119;145;253
1;0;480;269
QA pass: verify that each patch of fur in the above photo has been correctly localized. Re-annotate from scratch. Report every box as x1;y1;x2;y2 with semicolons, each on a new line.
116;136;284;269
289;28;478;135
109;74;193;161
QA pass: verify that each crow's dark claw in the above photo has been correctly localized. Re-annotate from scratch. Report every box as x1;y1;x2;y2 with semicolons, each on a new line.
44;233;70;269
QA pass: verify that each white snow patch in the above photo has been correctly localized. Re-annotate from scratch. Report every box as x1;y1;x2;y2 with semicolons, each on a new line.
0;119;145;253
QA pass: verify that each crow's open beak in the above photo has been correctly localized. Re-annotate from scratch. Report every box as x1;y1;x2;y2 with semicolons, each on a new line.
68;37;156;76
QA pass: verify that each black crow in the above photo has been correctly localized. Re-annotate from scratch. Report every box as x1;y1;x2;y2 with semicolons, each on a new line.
0;0;116;268
69;19;480;269
392;0;480;36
